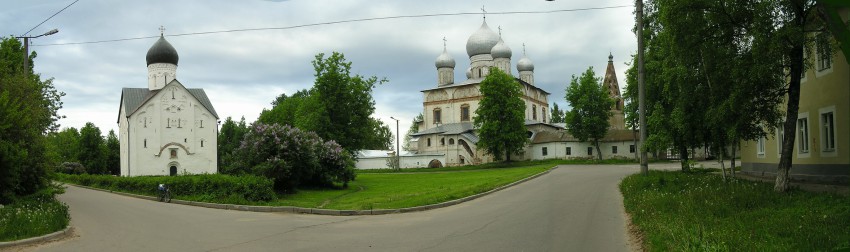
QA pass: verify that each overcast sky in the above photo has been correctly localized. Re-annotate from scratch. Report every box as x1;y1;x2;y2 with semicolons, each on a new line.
2;0;637;143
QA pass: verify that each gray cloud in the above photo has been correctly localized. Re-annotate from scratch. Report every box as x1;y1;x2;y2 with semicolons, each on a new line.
3;0;637;140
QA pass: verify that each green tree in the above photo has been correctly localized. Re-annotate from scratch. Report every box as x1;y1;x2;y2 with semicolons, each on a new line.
309;52;388;152
105;129;120;175
0;37;65;203
47;127;81;163
565;67;614;161
78;122;106;174
549;103;566;124
218;116;249;170
402;113;423;151
258;89;312;127
363;118;393;150
474;67;527;162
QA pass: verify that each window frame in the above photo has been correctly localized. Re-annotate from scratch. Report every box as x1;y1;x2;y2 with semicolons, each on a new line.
460;104;470;122
433;108;442;124
819;106;837;157
542;147;548;156
797;112;810;158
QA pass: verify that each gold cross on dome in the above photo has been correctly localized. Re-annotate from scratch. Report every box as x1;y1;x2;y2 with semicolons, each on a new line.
481;5;487;20
443;37;447;47
159;25;166;35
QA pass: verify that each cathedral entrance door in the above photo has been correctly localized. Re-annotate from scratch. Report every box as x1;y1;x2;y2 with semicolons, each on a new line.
169;166;177;176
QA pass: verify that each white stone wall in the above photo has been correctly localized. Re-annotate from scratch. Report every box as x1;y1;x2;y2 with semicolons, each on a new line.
355;155;446;169
147;63;176;90
120;82;217;176
531;141;638;160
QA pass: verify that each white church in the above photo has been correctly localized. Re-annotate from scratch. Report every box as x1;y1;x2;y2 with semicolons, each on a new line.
117;32;219;176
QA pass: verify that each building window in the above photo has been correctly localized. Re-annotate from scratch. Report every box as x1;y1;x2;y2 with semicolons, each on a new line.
178;119;182;128
449;138;455;145
200;120;204;128
777;125;785;155
184;138;187;143
144;117;148;128
166;118;171;128
821;111;835;152
587;147;593;156
461;104;470;122
427;138;432;147
532;105;537;120
144;139;147;148
612;146;618;154
566;147;572;155
201;140;204;148
816;32;832;72
542;107;547;123
433;108;442;124
630;145;635;153
798;117;809;153
757;137;766;156
542;147;548;156
170;149;177;159
440;138;445;146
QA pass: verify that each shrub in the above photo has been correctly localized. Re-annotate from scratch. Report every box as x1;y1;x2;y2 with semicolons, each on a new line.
56;173;275;202
225;123;355;192
57;162;86;174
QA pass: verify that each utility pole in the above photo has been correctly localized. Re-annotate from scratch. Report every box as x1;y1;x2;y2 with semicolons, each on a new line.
637;0;649;175
16;29;59;75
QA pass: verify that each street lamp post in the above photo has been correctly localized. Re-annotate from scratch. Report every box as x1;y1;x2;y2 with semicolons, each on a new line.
390;117;401;170
636;0;649;175
16;29;59;74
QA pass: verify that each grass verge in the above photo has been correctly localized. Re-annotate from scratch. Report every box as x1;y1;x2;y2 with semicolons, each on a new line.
620;170;850;251
0;187;69;242
272;163;551;210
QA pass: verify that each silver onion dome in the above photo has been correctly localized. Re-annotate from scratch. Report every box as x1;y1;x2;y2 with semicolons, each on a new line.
491;38;512;59
517;56;534;72
465;21;500;57
435;48;455;68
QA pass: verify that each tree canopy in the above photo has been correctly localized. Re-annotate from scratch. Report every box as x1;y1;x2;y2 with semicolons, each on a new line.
257;52;391;152
549;103;566;124
564;67;614;161
0;37;65;203
473;67;527;161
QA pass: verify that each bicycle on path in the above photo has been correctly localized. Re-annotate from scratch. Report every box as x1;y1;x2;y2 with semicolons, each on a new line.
157;183;172;203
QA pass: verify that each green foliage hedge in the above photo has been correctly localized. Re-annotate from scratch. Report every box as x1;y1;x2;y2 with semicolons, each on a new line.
56;173;276;203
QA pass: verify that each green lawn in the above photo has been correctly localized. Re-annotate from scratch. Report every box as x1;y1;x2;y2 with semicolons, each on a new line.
270;163;553;210
620;170;850;251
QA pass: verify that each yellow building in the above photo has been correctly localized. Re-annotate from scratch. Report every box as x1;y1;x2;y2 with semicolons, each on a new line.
741;13;849;183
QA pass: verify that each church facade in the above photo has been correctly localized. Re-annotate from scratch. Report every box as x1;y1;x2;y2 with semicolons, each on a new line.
118;34;219;176
407;20;637;167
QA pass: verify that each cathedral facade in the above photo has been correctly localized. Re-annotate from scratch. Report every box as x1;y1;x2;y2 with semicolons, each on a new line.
118;34;219;176
408;20;636;167
411;20;554;166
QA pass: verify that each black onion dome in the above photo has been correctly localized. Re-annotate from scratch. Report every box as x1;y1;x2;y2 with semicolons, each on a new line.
146;35;179;66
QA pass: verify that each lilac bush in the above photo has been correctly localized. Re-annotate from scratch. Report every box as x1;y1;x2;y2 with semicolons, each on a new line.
225;123;355;192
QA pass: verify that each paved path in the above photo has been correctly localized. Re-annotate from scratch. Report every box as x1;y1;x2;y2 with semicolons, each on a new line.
28;163;699;252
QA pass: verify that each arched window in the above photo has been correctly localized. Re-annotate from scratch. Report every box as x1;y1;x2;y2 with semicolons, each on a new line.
440;137;445;146
460;104;470;122
542;107;547;123
427;138;432;147
433;108;442;124
532;105;538;120
449;138;455;145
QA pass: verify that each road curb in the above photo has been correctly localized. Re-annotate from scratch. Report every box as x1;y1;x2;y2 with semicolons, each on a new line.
0;226;73;249
64;166;556;216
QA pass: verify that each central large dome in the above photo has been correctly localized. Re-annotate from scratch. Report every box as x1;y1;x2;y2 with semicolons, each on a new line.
146;35;179;66
465;21;500;57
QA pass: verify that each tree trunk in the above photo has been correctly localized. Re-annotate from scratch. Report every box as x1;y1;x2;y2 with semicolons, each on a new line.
730;143;736;178
719;145;727;181
776;30;805;192
679;145;690;172
594;139;603;161
506;147;511;162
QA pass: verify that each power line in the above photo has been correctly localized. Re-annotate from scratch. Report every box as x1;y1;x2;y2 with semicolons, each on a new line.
33;5;631;47
23;0;80;36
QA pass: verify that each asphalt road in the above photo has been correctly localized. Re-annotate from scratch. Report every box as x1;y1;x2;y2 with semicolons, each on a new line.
28;163;697;252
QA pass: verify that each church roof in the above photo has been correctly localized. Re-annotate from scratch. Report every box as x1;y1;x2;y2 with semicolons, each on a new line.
410;122;475;137
119;80;219;122
531;129;637;144
421;77;550;95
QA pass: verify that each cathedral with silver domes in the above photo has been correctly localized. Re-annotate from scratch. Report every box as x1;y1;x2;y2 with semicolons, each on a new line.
407;20;635;167
410;19;555;166
117;32;219;176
